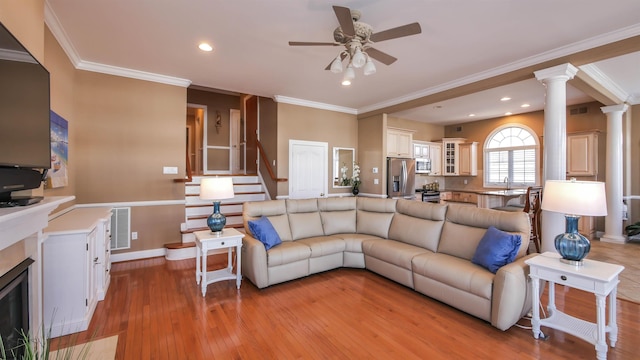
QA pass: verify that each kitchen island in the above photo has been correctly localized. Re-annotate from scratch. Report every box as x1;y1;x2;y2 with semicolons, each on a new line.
440;188;527;209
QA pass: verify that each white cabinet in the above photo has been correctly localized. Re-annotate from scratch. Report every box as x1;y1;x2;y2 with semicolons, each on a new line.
567;132;598;176
429;142;442;175
442;138;477;176
413;142;429;158
387;129;413;157
43;207;112;337
459;142;478;176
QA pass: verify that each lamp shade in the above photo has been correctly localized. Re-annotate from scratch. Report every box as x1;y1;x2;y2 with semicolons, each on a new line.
541;179;607;216
200;177;235;200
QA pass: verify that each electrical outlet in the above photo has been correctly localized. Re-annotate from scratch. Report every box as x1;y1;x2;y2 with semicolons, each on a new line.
374;178;379;185
463;179;468;185
131;232;138;240
163;166;178;174
372;167;378;174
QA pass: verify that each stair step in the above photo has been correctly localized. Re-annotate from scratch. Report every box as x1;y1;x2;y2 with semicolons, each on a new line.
165;242;195;249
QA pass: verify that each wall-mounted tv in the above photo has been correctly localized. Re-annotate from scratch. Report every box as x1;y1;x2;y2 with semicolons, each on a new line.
0;21;51;204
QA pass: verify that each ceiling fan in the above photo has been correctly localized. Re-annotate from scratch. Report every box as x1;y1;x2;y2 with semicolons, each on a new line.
289;5;422;84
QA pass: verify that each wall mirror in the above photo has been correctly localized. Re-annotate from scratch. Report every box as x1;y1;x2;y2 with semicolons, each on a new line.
333;147;355;188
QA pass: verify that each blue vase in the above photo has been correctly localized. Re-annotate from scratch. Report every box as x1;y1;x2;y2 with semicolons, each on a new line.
554;215;590;265
207;201;226;234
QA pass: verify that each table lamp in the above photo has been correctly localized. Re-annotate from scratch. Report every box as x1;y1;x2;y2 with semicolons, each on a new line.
200;177;235;235
540;178;607;266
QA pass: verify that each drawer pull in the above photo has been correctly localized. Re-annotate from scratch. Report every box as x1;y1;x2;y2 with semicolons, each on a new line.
221;241;225;246
560;275;567;281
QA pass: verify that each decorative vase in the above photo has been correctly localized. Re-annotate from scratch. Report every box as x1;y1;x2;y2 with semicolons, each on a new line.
352;187;359;196
207;201;226;234
554;215;590;266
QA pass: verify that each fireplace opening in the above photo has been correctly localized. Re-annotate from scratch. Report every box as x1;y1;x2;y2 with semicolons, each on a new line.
0;258;34;359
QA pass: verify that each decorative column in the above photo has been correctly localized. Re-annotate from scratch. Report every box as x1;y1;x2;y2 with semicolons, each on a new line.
534;63;579;253
601;104;629;243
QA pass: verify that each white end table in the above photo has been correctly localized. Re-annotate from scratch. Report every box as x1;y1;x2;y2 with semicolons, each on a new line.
526;252;624;360
194;228;244;297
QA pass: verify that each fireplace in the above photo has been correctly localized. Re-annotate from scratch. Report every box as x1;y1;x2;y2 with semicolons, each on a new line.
0;258;34;359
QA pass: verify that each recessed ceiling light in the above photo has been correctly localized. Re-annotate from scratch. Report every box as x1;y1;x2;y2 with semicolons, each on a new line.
468;113;476;117
505;112;513;116
500;97;511;101
341;79;351;86
199;43;213;52
521;103;530;108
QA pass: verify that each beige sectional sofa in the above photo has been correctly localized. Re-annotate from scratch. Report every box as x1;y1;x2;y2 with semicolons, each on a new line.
242;197;536;331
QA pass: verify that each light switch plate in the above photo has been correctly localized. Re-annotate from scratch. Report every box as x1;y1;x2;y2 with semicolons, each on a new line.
163;166;178;174
372;167;378;174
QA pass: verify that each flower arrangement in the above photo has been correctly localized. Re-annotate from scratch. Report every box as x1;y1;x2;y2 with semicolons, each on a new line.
340;163;350;186
351;162;361;193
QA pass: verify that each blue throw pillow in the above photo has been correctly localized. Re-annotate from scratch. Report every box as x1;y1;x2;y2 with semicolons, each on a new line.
248;216;282;250
472;226;522;273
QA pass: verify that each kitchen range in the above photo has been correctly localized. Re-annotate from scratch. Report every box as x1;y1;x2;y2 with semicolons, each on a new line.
420;182;440;203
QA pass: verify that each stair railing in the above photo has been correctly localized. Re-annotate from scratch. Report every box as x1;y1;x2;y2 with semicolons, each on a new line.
256;139;287;182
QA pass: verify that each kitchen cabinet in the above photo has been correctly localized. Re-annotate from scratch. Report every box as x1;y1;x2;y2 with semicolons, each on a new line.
413;141;429;158
567;132;598;176
579;216;596;239
443;138;477;176
440;191;478;205
387;128;413;157
459;142;478;176
43;207;112;337
429;142;442;175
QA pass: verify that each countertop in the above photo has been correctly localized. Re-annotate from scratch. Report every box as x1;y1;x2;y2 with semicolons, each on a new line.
440;188;528;196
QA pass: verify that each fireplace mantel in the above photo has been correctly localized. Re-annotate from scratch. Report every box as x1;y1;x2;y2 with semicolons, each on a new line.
0;196;74;252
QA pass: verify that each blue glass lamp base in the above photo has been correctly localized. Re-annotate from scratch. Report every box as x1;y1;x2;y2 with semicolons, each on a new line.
554;215;590;266
207;201;226;235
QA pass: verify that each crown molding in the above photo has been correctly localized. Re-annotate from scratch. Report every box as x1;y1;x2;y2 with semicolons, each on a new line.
0;49;37;63
628;94;640;105
44;0;191;88
579;63;629;104
358;23;640;114
273;96;357;115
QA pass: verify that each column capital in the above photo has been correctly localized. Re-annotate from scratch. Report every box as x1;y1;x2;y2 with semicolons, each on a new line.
534;63;579;82
601;104;629;114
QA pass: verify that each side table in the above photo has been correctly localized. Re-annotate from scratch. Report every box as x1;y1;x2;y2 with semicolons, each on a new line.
526;252;624;360
194;228;244;297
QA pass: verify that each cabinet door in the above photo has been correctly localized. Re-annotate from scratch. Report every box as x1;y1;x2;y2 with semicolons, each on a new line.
396;132;413;157
387;131;399;156
567;133;596;176
429;143;442;175
443;141;458;175
459;142;478;176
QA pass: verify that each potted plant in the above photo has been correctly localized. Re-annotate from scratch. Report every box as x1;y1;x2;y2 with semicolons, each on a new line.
351;162;361;195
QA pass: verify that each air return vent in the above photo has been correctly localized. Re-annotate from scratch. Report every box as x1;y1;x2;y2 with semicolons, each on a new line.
110;207;131;250
569;106;589;116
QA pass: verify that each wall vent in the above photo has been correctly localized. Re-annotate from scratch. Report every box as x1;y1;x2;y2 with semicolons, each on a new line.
110;207;131;250
569;106;589;116
455;126;463;132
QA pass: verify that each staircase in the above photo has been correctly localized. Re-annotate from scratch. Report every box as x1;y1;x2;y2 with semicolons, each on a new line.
165;174;267;260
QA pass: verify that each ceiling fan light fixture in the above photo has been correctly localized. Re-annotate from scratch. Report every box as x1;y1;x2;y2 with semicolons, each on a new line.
342;65;355;85
363;58;376;75
352;46;366;68
330;55;343;73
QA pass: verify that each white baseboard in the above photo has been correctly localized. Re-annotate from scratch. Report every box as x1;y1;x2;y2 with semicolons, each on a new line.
111;248;166;263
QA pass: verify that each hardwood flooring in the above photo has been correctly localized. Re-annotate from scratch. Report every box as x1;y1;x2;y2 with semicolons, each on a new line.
52;254;640;359
589;239;640;303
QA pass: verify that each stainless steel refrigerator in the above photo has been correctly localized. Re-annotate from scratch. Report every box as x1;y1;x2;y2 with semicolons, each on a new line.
387;157;416;199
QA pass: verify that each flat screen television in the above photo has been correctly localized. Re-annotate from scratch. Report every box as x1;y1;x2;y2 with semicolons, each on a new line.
0;21;51;204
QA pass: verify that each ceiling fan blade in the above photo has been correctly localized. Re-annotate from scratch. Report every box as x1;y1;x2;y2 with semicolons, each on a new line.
366;48;397;65
370;22;422;42
289;41;339;46
333;6;355;37
324;52;348;70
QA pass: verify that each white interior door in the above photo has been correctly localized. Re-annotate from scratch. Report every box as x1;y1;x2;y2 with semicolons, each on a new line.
289;140;328;199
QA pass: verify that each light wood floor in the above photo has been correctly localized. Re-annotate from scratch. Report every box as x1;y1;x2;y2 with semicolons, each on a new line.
52;254;640;359
589;239;640;303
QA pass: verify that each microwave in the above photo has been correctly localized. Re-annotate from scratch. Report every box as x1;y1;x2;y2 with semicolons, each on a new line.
416;158;431;174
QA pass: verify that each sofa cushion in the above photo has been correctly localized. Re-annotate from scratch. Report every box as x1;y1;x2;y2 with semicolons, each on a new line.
244;200;293;241
248;216;282;250
356;198;397;239
297;236;346;257
286;199;325;240
471;226;521;273
267;241;311;267
438;204;530;260
363;239;429;270
412;253;495;300
335;233;383;252
388;200;447;251
318;198;357;235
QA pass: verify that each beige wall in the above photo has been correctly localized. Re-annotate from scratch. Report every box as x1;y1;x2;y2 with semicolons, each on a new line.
259;97;278;198
276;103;357;197
0;0;44;63
358;113;386;195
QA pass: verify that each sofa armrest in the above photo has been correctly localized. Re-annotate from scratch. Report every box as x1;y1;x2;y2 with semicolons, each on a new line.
241;235;269;289
491;253;538;330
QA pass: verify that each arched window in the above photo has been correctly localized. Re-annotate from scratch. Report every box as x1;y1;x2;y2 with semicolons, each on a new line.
484;125;539;187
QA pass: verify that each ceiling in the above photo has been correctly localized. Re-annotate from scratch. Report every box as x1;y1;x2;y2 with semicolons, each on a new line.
45;0;640;125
